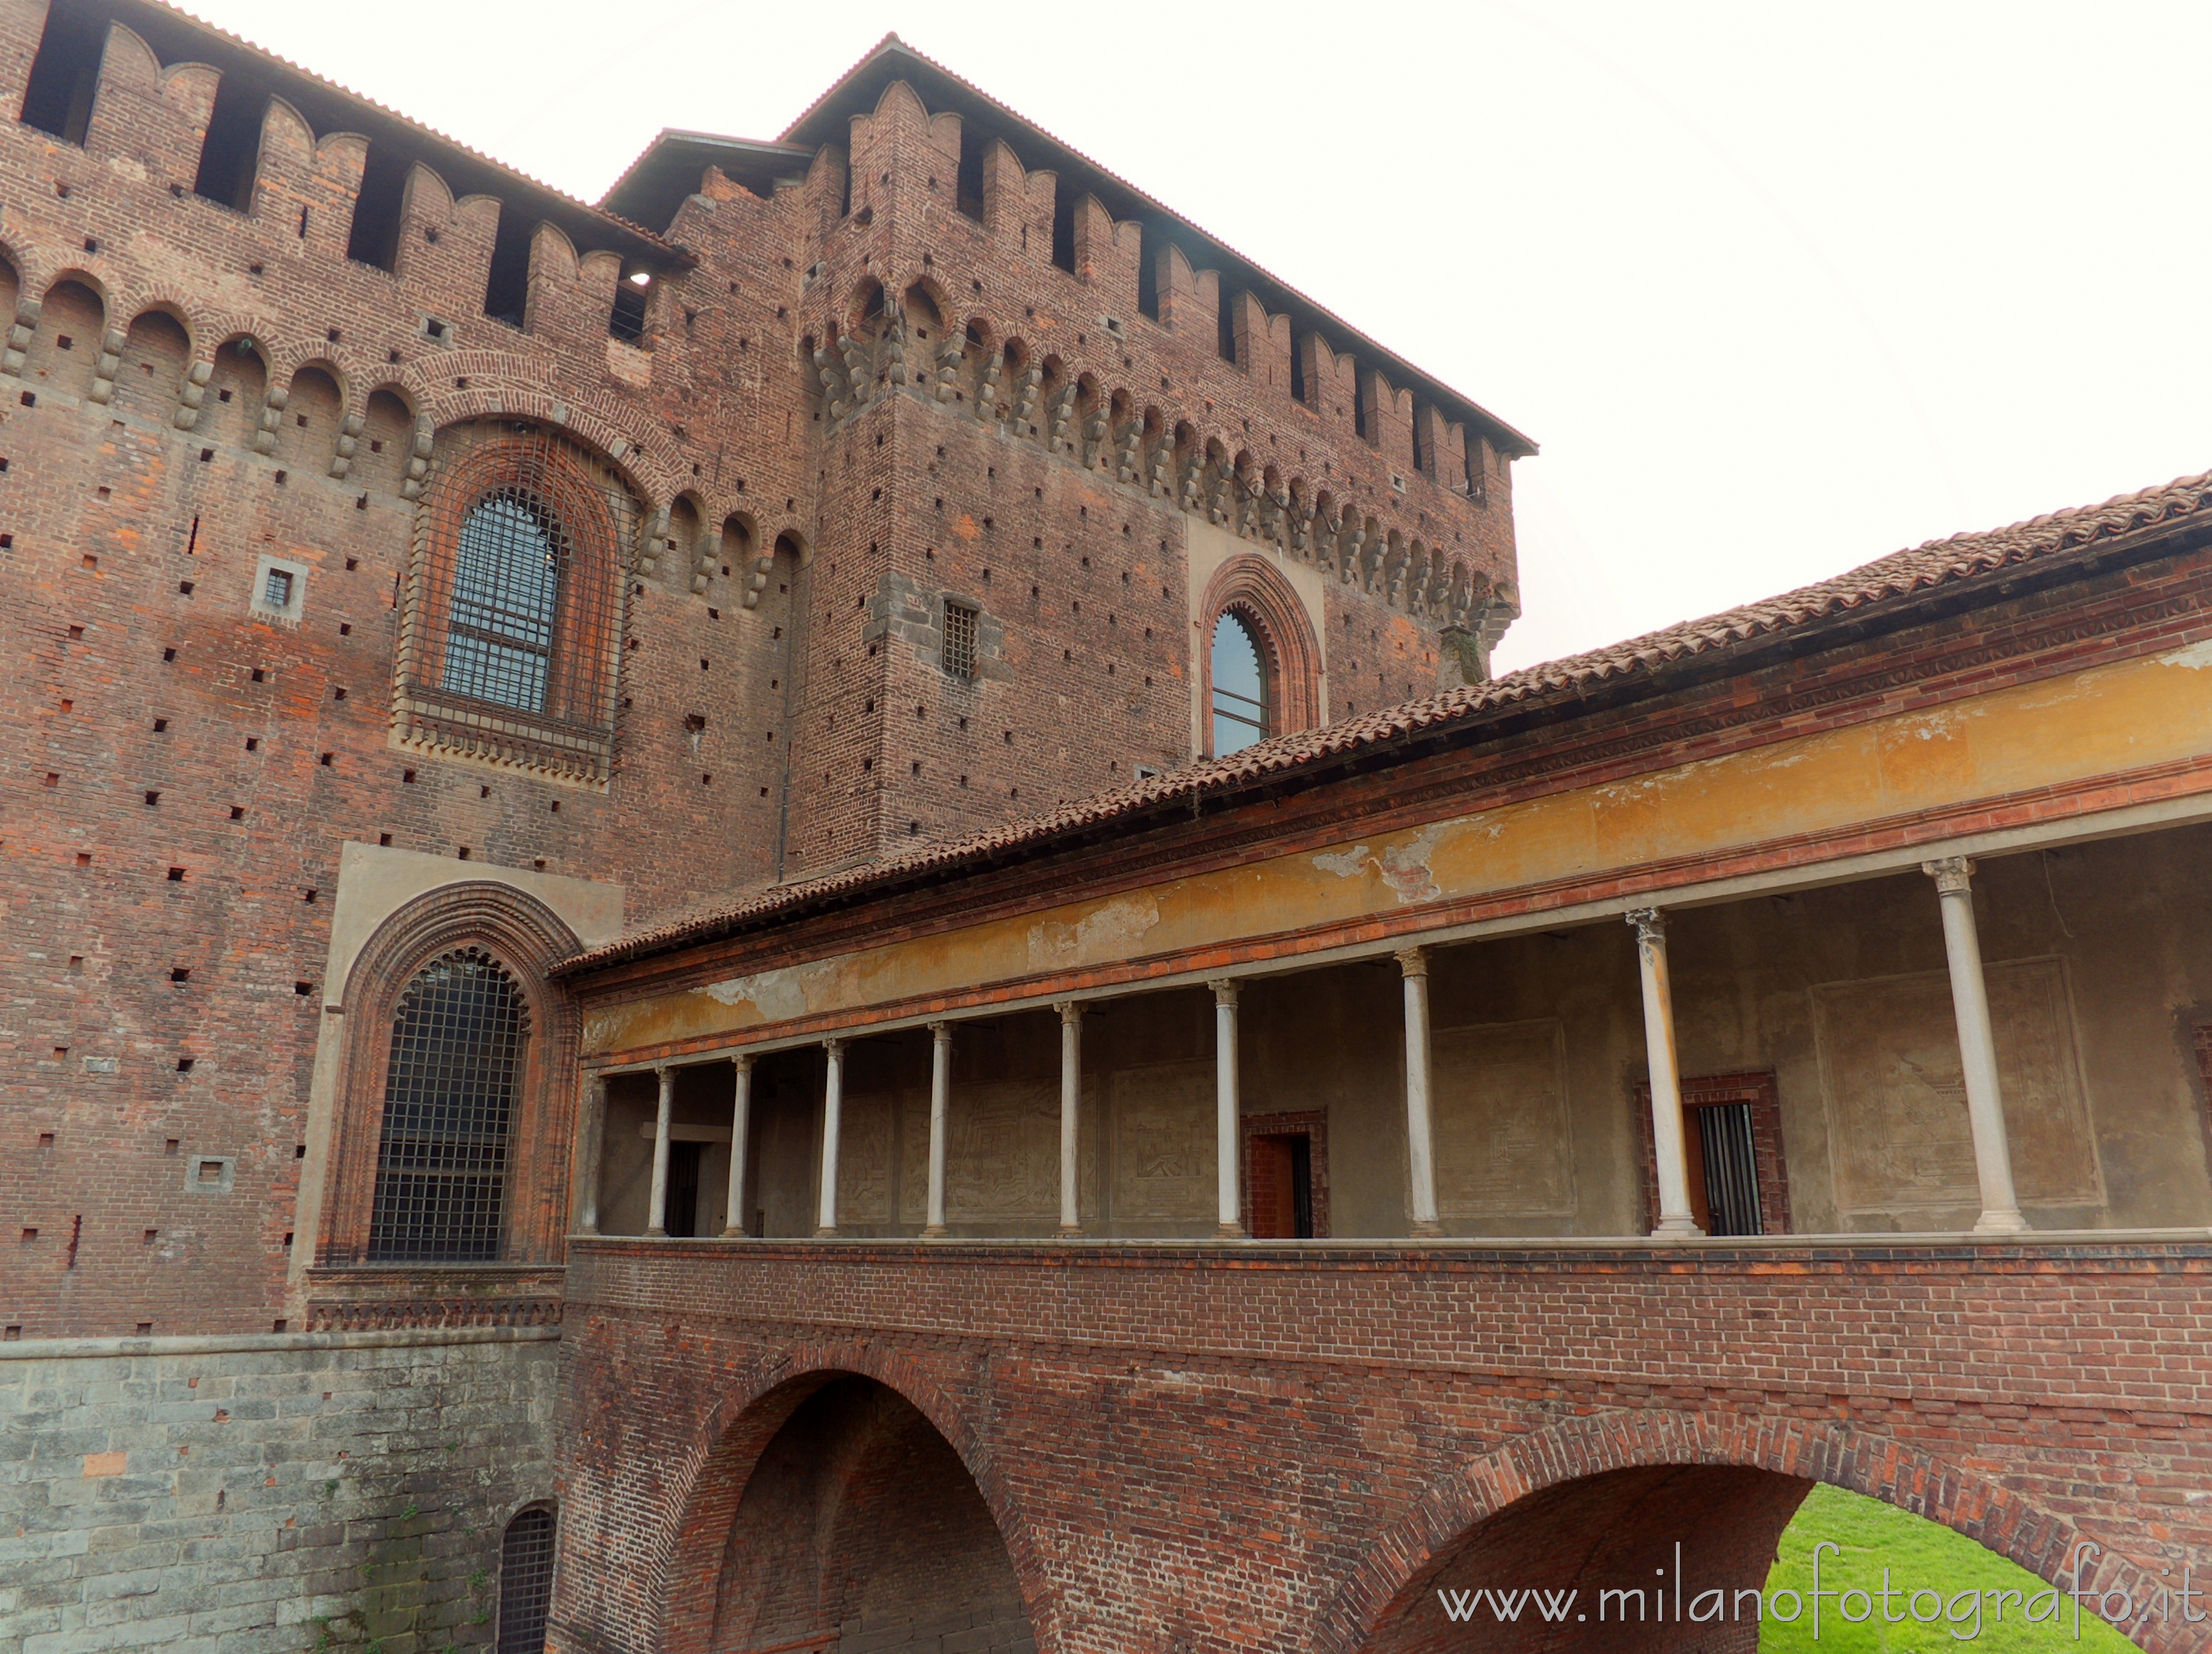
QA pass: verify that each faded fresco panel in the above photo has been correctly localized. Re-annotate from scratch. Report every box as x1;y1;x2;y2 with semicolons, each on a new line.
1431;1019;1577;1217
836;1091;897;1223
944;1080;1062;1221
1814;958;2101;1215
1111;1061;1215;1221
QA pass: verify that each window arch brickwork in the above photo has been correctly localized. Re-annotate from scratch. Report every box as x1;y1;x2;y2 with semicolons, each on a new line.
313;882;583;1276
1195;553;1322;757
395;420;640;784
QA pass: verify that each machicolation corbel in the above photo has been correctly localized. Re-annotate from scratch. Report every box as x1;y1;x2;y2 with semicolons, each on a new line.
172;359;212;429
2;296;42;376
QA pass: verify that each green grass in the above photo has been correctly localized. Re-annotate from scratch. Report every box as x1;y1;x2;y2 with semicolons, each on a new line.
1761;1485;2144;1651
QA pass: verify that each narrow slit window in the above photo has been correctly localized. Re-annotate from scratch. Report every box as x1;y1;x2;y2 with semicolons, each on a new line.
1210;611;1269;755
366;950;523;1262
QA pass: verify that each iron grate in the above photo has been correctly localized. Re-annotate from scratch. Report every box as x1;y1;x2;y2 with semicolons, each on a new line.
366;948;523;1262
497;1505;557;1654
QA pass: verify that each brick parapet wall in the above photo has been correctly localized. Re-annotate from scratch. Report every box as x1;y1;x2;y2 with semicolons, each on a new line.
552;1240;2212;1653
0;1327;558;1654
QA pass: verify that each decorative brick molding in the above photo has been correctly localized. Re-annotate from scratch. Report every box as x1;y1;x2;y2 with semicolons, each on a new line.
1240;1108;1332;1238
1634;1070;1793;1236
314;882;583;1277
1198;552;1323;750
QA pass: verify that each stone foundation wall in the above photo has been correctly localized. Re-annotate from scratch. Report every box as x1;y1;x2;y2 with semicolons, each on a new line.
0;1327;555;1654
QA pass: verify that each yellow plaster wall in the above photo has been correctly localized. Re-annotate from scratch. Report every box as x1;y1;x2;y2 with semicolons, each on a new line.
584;640;2212;1058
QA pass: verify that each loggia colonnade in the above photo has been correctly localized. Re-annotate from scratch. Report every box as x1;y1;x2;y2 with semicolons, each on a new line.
569;852;2029;1244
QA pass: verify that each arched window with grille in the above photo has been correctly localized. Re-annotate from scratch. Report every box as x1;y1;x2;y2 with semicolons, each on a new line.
396;421;637;783
1210;610;1270;756
442;491;564;713
497;1503;557;1654
367;949;526;1261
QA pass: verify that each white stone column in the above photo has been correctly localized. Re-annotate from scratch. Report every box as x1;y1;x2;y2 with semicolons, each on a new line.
1211;980;1246;1238
816;1038;844;1237
574;1073;606;1236
720;1055;753;1239
1628;908;1703;1239
924;1022;952;1238
1397;948;1442;1237
1057;1002;1082;1237
645;1065;676;1239
1924;857;2029;1235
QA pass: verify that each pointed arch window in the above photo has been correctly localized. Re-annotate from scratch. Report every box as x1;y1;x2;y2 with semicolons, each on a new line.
1210;610;1269;755
367;949;525;1261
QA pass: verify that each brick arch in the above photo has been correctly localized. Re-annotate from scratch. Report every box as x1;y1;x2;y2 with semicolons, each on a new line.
649;1345;1049;1654
401;364;677;507
1315;1408;2154;1654
1198;552;1323;752
313;880;583;1272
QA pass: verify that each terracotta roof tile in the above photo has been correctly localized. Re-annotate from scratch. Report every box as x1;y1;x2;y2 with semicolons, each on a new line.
559;467;2212;975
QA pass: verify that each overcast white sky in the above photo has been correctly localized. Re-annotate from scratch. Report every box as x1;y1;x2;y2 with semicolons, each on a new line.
181;1;2212;672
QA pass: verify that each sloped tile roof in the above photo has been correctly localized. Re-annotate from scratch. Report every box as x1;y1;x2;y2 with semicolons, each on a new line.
559;467;2212;975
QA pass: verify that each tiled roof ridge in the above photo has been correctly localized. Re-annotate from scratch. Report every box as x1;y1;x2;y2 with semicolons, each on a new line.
146;0;676;251
560;469;2212;976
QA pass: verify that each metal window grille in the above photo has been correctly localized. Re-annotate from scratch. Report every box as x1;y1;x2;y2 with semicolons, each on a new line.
943;601;979;679
397;421;635;782
263;567;293;608
366;949;523;1262
1695;1102;1763;1236
496;1505;557;1654
442;491;563;713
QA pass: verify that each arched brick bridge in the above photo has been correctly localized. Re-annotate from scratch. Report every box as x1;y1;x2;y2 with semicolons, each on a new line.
547;1237;2212;1653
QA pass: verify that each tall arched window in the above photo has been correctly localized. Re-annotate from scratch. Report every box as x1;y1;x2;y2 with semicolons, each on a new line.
442;491;564;713
1210;611;1269;755
397;422;635;784
367;950;525;1261
497;1504;558;1654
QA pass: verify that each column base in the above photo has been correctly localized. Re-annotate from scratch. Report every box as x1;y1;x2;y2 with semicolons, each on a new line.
1057;1223;1084;1238
643;1226;669;1240
718;1226;747;1240
919;1224;948;1238
813;1225;838;1238
1214;1222;1248;1240
1972;1208;2030;1235
1649;1215;1705;1239
577;1224;599;1238
1408;1220;1444;1238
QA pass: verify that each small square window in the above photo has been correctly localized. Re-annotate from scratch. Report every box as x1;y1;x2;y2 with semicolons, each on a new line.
263;567;293;609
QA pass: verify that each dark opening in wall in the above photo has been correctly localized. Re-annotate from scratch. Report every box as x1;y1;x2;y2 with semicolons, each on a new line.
1050;181;1077;274
19;6;106;144
1217;290;1238;366
482;204;534;327
1353;372;1369;439
955;121;985;222
1289;333;1307;404
609;268;649;343
1411;398;1430;473
1137;223;1161;321
193;73;272;212
346;141;408;271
